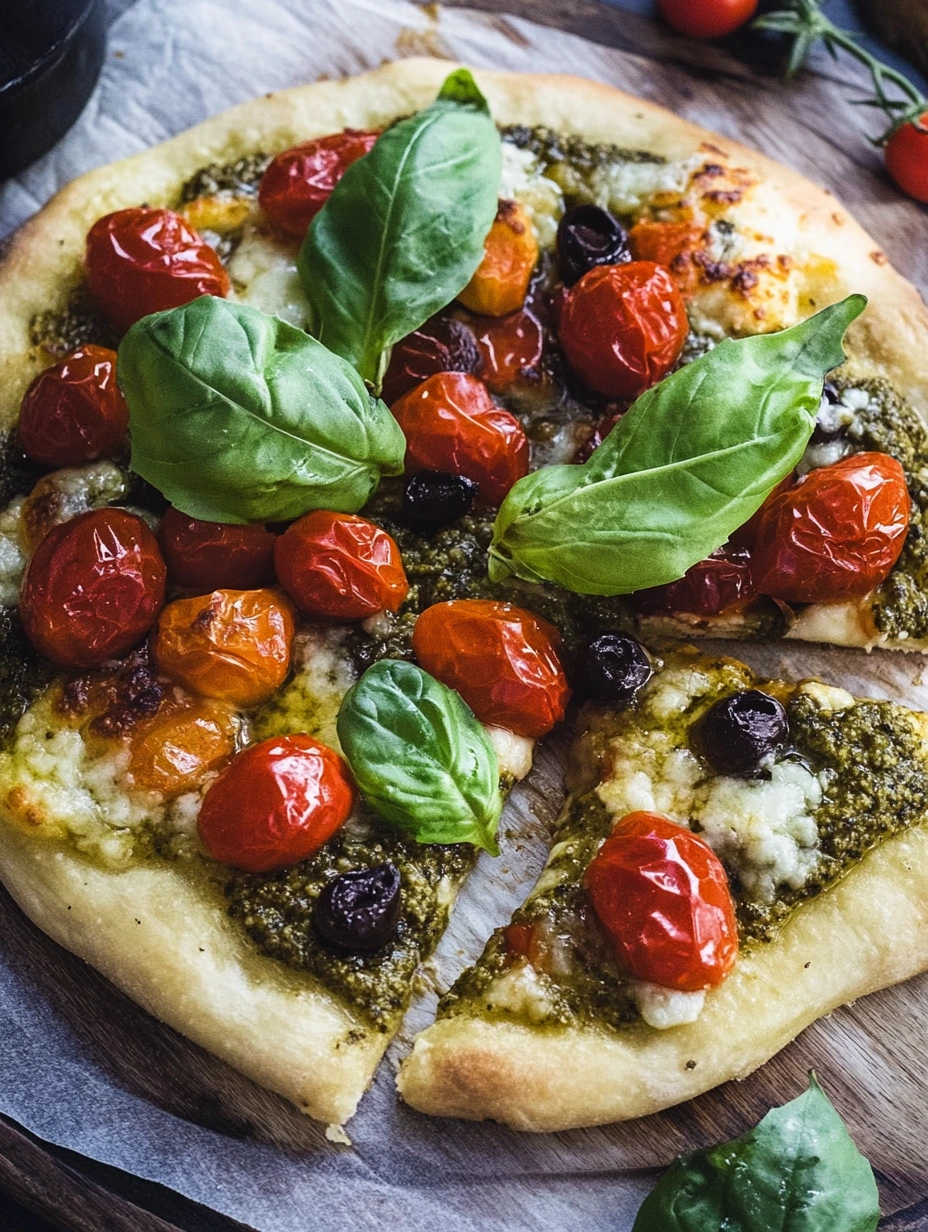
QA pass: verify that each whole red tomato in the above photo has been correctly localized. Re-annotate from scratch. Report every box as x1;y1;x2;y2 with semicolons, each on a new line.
274;510;408;620
468;306;545;392
390;372;529;506
884;115;928;204
258;130;379;237
20;508;167;668
558;261;689;399
412;598;570;738
751;452;910;605
157;506;276;592
585;811;738;991
658;0;757;40
198;734;356;872
634;544;756;616
85;208;230;334
18;346;128;468
381;315;482;406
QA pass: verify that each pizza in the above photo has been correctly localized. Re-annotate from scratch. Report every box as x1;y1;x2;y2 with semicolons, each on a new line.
1;57;928;1132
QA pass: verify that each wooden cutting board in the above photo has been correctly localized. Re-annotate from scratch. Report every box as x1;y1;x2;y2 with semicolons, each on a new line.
2;3;928;1230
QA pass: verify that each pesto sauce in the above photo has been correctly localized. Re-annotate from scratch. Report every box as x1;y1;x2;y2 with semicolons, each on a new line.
180;153;270;202
0;609;56;750
29;284;118;357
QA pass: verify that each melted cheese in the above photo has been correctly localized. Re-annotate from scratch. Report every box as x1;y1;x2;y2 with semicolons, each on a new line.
228;226;310;327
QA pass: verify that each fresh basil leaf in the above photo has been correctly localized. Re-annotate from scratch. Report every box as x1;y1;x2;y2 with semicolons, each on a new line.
298;69;502;387
336;659;502;854
632;1073;880;1232
119;296;405;523
489;295;867;594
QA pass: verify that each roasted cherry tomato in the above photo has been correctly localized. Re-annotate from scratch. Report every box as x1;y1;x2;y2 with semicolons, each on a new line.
885;115;928;204
751;452;910;605
634;544;757;616
258;130;379;237
458;199;539;318
585;811;738;991
558;261;689;399
274;511;407;620
152;588;295;707
381;315;482;406
18;346;128;468
412;599;570;738
85;208;230;334
157;506;276;593
729;473;796;550
197;734;356;872
468;306;545;393
658;0;757;39
127;700;238;798
20;508;167;669
390;372;529;506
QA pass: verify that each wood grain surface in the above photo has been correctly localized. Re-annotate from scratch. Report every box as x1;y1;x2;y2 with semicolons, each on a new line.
3;2;928;1229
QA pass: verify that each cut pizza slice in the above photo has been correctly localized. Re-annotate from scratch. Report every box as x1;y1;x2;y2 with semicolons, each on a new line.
397;644;928;1130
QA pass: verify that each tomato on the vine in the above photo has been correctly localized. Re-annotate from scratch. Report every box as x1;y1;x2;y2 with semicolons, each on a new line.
751;452;909;605
658;0;758;40
884;115;928;204
634;544;756;616
197;734;356;872
585;811;738;991
157;507;276;593
258;130;379;237
19;346;128;468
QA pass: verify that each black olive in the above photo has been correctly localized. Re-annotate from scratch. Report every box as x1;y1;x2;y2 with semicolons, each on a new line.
557;204;631;286
314;863;402;953
573;633;652;703
697;689;789;777
401;470;479;530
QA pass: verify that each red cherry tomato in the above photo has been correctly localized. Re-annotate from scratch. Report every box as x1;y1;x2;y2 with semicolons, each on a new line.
258;130;379;237
884;115;928;204
469;306;545;393
558;261;689;399
585;811;738;992
197;734;356;872
274;510;408;620
634;544;756;616
390;372;529;506
658;0;757;39
574;408;624;463
381;314;482;406
751;452;910;605
157;506;276;592
412;599;570;738
20;508;167;668
729;472;796;549
85;208;230;334
18;346;128;468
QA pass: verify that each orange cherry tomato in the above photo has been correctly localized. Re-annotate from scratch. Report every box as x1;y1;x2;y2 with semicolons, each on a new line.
412;598;570;738
152;589;295;708
85;208;230;334
198;734;356;872
469;306;545;393
751;452;910;605
18;346;128;467
634;544;757;616
391;372;529;506
585;811;738;992
658;0;757;39
157;506;276;593
458;199;539;318
884;116;928;204
381;314;482;407
258;130;379;237
127;700;238;798
274;510;407;620
627;219;703;292
558;261;689;399
20;508;167;669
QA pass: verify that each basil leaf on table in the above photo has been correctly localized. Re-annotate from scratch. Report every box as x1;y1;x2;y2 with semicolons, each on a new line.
298;69;502;388
632;1073;880;1232
489;295;867;594
336;659;502;854
119;296;405;523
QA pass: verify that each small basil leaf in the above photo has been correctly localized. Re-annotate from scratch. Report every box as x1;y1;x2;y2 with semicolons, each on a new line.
119;296;405;523
298;70;502;387
632;1073;880;1232
489;295;866;594
336;659;502;854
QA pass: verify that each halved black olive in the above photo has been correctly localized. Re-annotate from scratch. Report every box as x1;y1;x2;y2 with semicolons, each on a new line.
557;204;631;286
697;689;789;777
401;470;479;531
573;633;652;703
315;863;402;953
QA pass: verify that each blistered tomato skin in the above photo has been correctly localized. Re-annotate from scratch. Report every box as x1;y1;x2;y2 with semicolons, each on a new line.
468;307;545;393
157;507;276;593
391;372;529;507
634;544;757;616
85;208;231;334
20;509;167;669
585;811;739;992
412;598;570;738
457;199;539;318
751;452;910;605
128;700;238;799
19;347;128;468
274;511;407;620
558;262;689;399
258;130;379;237
198;734;356;873
381;315;482;406
152;588;295;708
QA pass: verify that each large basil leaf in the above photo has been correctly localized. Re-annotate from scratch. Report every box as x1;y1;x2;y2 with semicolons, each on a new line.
489;295;866;594
336;659;502;854
119;296;406;523
632;1074;880;1231
298;69;502;388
